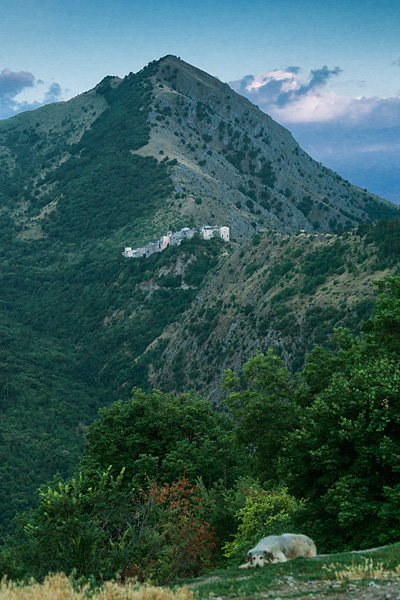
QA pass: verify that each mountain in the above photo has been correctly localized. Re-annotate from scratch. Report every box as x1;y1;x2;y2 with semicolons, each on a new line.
0;55;398;248
0;55;399;536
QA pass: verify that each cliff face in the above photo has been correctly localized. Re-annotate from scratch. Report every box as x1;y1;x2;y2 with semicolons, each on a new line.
136;228;392;402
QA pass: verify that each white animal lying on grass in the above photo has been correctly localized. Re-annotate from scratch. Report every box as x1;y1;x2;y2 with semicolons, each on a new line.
239;533;317;569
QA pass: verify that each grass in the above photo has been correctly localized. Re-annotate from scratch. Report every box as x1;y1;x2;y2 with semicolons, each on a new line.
2;544;400;599
324;557;400;582
0;573;194;600
180;542;400;598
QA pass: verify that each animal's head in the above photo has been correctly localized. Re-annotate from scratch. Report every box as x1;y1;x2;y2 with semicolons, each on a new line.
247;551;274;568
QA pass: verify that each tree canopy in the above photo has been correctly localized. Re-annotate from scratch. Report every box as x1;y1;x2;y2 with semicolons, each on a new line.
224;277;400;551
81;388;242;489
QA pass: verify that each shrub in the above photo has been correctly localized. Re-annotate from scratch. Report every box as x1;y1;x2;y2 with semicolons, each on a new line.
223;487;305;559
123;474;217;584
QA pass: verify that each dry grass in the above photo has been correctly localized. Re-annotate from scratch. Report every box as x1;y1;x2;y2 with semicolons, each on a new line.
323;557;400;582
0;573;194;600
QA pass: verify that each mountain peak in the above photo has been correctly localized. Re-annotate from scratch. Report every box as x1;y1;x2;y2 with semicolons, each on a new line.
126;56;399;239
0;56;398;247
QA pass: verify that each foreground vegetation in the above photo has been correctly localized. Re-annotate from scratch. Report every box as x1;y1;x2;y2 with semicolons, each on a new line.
0;573;194;600
2;544;400;599
1;275;400;587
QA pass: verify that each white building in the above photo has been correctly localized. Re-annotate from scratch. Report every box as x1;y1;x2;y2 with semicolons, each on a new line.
200;225;230;242
218;226;230;242
123;225;229;259
200;226;217;240
181;227;195;239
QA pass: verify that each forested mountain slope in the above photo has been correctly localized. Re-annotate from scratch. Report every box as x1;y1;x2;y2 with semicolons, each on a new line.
0;55;399;537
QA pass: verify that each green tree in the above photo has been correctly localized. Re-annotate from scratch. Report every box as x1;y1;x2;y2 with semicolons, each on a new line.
4;470;217;583
223;350;298;484
81;388;241;489
279;277;400;551
1;389;242;581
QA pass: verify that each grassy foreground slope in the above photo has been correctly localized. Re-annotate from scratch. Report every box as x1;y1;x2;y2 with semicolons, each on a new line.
2;544;400;599
188;543;400;600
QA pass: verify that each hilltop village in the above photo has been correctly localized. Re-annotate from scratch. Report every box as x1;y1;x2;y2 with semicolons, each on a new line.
123;225;230;258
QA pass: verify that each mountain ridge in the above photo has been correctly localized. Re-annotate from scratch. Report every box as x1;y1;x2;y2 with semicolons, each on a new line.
1;54;398;248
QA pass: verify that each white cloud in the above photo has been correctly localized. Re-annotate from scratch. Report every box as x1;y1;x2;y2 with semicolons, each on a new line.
229;67;400;126
0;68;64;119
269;89;353;123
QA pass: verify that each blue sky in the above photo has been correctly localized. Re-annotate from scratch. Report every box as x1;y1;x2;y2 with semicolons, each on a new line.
1;0;399;201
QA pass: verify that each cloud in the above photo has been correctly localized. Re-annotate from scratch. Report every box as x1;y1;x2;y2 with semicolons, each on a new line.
229;66;400;127
0;68;35;97
0;68;63;119
286;66;301;74
229;65;348;122
44;82;62;103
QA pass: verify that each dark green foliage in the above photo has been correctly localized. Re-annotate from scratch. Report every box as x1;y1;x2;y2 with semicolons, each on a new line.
1;389;242;581
5;471;217;583
226;150;245;172
262;259;295;291
224;278;400;553
301;240;347;294
82;388;240;488
274;312;299;336
361;218;400;265
0;231;219;537
363;196;400;221
0;312;97;537
244;262;258;276
297;195;313;216
223;351;297;484
256;161;276;188
303;305;346;344
184;241;219;286
279;278;400;551
270;286;296;306
44;73;172;243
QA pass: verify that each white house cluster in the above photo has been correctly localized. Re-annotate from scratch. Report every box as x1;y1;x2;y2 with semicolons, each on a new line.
122;225;230;259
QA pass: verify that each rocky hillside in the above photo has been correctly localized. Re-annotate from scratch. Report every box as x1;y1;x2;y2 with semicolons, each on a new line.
125;224;398;401
136;56;399;239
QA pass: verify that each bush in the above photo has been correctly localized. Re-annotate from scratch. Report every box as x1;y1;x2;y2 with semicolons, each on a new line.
123;474;217;584
223;487;305;559
4;471;217;584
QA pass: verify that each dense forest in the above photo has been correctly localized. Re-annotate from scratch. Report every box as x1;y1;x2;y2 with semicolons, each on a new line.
1;274;400;583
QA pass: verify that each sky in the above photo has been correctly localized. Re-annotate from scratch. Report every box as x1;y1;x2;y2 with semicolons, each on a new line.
1;0;399;201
